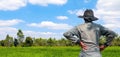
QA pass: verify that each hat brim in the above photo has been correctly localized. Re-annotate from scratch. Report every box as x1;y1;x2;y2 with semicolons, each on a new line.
78;15;98;21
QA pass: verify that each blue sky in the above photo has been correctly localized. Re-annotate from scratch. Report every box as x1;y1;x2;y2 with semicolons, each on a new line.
0;0;120;40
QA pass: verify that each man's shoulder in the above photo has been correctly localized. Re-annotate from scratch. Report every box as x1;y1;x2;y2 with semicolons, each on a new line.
76;22;103;28
76;23;85;27
92;23;102;26
76;23;88;29
77;22;101;26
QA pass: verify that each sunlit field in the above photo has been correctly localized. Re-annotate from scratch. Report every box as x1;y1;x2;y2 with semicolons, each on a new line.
0;46;120;57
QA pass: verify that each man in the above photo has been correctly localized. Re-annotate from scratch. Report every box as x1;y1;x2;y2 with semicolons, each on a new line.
63;9;116;57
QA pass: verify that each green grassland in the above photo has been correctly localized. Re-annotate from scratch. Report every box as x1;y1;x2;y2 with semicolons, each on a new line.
0;46;120;57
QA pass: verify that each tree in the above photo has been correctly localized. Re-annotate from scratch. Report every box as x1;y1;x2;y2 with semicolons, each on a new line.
59;38;67;46
0;40;5;46
4;34;13;47
14;38;19;47
111;36;120;46
33;38;47;46
17;29;24;45
99;36;106;45
35;38;43;46
25;37;33;47
47;38;55;46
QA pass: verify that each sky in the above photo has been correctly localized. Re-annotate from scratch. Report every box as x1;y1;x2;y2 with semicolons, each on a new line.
0;0;120;40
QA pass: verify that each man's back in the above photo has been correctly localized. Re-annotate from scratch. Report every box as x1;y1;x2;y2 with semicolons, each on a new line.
77;22;101;45
77;22;102;57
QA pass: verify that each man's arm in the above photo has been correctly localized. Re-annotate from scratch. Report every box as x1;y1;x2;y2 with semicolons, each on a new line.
63;27;80;44
100;25;117;51
63;27;87;50
100;26;117;46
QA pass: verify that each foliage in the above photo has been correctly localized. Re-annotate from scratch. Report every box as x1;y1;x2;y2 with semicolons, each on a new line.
24;37;33;47
0;29;120;47
14;38;19;47
47;38;55;46
111;36;120;46
17;29;24;45
0;40;5;46
4;34;13;47
99;36;120;46
33;38;47;46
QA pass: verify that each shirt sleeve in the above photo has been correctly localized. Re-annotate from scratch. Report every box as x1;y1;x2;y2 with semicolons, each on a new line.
100;25;117;46
63;27;81;44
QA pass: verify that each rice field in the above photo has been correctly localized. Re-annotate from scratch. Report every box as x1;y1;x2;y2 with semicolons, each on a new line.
0;46;120;57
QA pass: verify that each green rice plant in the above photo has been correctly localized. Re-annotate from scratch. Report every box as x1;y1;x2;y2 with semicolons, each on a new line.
0;46;119;57
102;46;120;57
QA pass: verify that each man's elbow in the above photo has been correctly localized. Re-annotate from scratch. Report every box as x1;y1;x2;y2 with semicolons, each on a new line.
112;31;117;38
109;32;117;38
63;32;71;39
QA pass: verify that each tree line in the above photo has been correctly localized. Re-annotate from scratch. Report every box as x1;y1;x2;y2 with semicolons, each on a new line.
0;29;120;47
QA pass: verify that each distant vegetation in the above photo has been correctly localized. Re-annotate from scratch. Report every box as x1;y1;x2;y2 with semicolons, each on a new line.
0;29;120;47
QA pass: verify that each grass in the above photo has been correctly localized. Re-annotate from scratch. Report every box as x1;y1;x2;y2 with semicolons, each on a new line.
0;46;120;57
102;46;120;57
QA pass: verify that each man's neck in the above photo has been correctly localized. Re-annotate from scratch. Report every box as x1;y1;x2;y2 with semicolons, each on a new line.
85;21;93;23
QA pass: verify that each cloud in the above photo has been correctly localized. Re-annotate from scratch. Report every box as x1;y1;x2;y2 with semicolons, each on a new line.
0;19;24;40
0;0;27;11
29;0;67;6
28;21;72;30
96;0;120;11
0;27;18;40
68;9;85;16
23;31;63;39
94;0;120;30
84;0;90;3
0;27;17;34
0;19;24;27
0;27;63;40
0;0;68;11
56;16;68;20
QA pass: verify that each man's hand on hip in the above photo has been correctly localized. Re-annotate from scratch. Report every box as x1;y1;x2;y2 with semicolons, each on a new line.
80;41;87;50
99;45;107;51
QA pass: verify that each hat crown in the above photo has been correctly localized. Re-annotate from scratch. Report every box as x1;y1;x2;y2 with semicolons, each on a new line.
78;9;98;21
83;9;94;17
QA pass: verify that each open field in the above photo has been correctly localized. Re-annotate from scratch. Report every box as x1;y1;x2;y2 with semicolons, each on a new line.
0;46;120;57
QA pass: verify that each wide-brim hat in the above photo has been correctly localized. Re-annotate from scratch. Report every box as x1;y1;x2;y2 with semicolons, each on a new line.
78;9;98;21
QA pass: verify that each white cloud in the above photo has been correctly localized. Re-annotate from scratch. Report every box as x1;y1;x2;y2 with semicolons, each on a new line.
56;16;68;20
0;27;17;33
84;0;90;3
95;0;120;30
0;19;24;40
68;9;85;16
28;21;72;30
0;27;18;40
23;31;63;39
0;0;68;11
0;27;63;40
29;0;67;6
0;19;23;27
0;0;27;11
96;0;120;11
